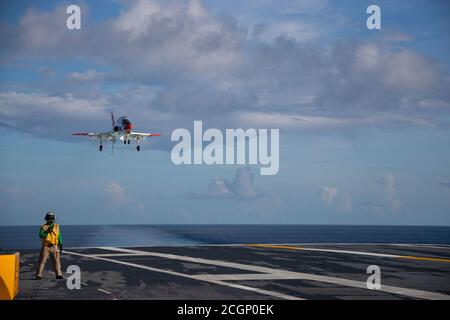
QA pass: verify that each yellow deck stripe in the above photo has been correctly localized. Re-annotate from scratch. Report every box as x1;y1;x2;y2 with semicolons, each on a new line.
245;244;450;263
400;255;450;263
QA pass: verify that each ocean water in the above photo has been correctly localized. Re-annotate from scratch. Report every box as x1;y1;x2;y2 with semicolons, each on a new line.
0;225;450;250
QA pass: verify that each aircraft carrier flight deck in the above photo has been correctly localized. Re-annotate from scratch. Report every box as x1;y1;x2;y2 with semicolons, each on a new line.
16;243;450;300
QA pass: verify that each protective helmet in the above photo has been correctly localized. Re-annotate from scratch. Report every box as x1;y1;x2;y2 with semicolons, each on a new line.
45;211;55;221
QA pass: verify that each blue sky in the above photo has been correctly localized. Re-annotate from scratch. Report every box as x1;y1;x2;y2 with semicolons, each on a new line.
0;0;449;226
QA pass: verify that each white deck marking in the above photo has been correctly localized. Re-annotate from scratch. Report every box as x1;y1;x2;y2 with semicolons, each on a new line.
93;244;435;260
69;246;450;300
64;250;302;300
196;273;323;281
195;273;450;300
90;253;149;257
97;288;112;295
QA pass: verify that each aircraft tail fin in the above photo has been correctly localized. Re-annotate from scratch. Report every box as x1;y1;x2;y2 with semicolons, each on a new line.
111;112;115;128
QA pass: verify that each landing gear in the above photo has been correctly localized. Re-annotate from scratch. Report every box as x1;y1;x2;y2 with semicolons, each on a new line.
111;138;116;155
123;140;127;145
136;145;141;152
127;140;131;144
99;145;103;151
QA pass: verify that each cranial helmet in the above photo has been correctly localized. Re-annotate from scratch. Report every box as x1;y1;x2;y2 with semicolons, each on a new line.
45;211;55;221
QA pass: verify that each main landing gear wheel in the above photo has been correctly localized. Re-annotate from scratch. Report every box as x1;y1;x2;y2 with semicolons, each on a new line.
128;140;131;144
136;145;141;152
99;145;103;151
123;140;126;145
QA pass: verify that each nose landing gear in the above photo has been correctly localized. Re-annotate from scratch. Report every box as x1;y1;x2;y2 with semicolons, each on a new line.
136;145;141;152
99;145;103;151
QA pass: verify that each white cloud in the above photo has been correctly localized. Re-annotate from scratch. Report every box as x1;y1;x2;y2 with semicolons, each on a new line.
0;0;449;139
0;92;109;136
235;112;437;130
321;187;337;207
113;0;162;39
381;31;413;43
358;173;402;214
321;186;352;212
188;166;284;217
189;166;265;201
105;182;126;207
418;99;450;109
104;181;145;217
109;0;244;79
67;69;105;82
252;21;318;43
384;173;401;211
205;178;233;198
383;50;438;91
6;0;244;82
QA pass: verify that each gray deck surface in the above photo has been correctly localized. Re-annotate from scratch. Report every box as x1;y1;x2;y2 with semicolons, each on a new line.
14;243;450;300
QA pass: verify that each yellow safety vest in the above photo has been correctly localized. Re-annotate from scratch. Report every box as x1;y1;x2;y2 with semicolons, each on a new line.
42;224;60;246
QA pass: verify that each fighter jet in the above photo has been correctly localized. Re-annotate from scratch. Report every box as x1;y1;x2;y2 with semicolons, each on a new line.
72;112;161;152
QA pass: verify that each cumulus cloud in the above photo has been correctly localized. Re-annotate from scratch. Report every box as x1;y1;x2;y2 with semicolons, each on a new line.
0;92;109;136
321;187;337;207
251;21;319;43
105;182;126;206
189;166;265;201
0;0;449;141
67;69;105;82
321;186;352;212
384;173;401;211
358;173;402;213
188;166;284;216
104;181;145;215
4;0;243;80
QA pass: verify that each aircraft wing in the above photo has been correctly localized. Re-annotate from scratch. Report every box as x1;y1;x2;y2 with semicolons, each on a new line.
72;132;117;140
127;132;162;140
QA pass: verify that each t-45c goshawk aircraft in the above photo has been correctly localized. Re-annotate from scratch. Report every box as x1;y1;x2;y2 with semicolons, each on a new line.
72;112;161;153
